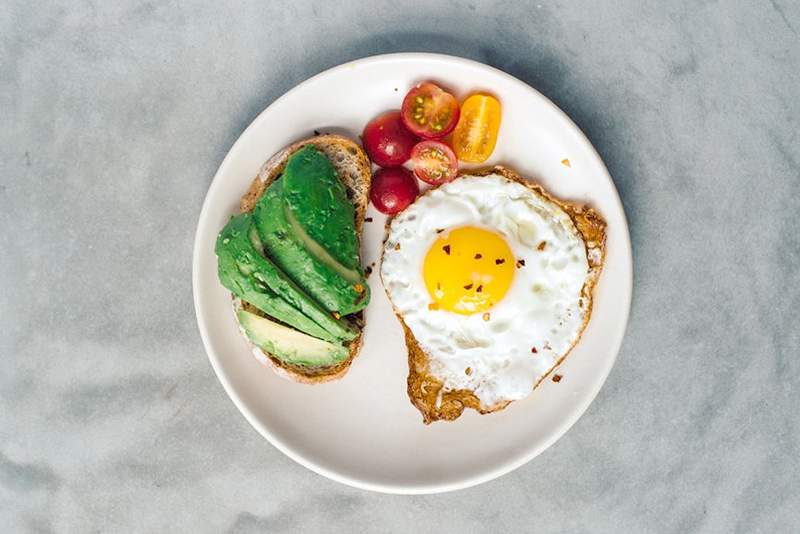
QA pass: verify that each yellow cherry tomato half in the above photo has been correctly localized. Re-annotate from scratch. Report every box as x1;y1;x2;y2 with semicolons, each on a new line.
451;94;502;163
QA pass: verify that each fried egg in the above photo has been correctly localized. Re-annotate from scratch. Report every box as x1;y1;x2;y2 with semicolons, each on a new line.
381;173;592;411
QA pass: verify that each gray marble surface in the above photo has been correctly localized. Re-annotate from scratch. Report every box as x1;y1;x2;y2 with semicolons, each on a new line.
2;0;798;532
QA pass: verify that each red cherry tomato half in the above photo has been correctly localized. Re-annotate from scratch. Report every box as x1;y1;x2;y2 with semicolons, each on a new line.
410;140;458;185
362;111;418;167
369;167;419;215
401;82;460;139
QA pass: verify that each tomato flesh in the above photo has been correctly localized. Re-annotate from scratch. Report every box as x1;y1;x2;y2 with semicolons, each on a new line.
362;111;418;167
452;94;501;163
410;140;458;185
401;83;460;139
370;167;419;215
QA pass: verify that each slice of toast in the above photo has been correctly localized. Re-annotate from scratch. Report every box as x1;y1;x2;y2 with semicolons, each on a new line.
236;134;371;384
382;166;607;423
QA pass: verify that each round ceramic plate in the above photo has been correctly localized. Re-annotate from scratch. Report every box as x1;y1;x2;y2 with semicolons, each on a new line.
193;53;632;494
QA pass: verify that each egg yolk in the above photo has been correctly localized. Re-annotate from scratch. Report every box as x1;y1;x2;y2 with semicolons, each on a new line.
423;226;515;315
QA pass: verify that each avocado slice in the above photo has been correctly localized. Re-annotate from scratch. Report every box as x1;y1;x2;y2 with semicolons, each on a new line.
282;146;360;270
215;213;356;342
217;247;337;342
254;177;369;315
237;309;349;368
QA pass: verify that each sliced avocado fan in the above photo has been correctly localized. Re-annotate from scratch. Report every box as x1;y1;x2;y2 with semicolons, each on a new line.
215;213;356;343
254;147;369;315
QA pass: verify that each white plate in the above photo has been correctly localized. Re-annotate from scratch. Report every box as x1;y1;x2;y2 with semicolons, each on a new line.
193;53;632;494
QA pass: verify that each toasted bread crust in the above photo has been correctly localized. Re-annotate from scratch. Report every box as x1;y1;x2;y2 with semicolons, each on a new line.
383;166;607;423
236;135;371;384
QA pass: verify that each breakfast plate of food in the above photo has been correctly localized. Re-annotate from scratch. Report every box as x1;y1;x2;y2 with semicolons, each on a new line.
193;53;632;493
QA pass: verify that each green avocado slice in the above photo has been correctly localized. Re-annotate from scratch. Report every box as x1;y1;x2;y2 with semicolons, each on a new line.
215;214;356;342
254;177;369;315
282;146;360;270
237;309;349;368
217;250;335;342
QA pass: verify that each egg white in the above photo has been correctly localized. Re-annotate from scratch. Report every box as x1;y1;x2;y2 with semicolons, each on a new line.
381;174;590;408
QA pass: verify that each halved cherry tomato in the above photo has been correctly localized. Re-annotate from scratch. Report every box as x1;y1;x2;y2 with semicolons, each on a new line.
401;83;460;139
362;111;418;167
410;140;458;185
452;94;501;163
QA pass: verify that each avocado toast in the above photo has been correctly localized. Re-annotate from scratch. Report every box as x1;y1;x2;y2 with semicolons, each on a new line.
216;135;372;383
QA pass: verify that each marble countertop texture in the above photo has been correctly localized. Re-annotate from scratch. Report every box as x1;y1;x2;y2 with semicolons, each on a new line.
2;1;798;532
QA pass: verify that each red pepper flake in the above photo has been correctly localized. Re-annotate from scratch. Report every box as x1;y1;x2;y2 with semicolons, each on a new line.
365;217;373;223
364;266;372;277
435;228;444;234
443;245;451;255
463;283;473;290
465;367;472;376
474;253;482;259
476;285;483;293
552;374;563;383
394;243;401;251
482;312;490;321
516;259;526;268
531;346;538;354
332;312;341;319
537;241;547;251
495;258;505;265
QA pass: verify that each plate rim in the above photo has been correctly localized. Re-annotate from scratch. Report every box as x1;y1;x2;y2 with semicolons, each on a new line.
192;52;633;495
